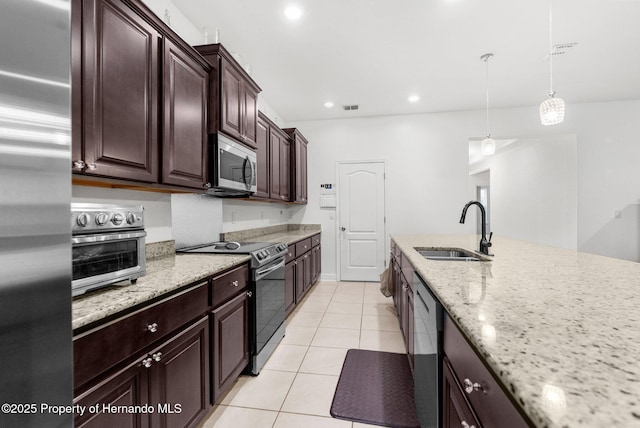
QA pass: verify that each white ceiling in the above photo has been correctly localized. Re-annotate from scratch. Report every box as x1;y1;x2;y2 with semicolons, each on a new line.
175;0;640;122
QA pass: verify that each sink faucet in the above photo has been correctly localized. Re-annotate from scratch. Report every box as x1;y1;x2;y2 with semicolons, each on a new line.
459;201;493;256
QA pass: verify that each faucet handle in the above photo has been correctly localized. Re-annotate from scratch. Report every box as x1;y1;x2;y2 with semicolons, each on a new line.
487;232;493;246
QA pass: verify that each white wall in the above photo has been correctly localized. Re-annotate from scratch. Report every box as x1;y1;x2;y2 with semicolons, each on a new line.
486;136;578;249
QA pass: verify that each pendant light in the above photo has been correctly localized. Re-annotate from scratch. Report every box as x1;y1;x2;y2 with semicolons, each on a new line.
539;0;565;125
480;53;496;156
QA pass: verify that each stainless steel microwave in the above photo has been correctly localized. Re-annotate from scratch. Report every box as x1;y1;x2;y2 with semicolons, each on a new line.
207;133;257;197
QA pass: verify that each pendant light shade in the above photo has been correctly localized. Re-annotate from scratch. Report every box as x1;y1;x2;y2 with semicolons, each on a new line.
540;92;565;126
480;53;495;157
540;0;565;125
481;136;496;156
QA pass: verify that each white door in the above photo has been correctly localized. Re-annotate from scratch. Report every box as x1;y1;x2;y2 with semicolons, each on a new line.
338;161;386;281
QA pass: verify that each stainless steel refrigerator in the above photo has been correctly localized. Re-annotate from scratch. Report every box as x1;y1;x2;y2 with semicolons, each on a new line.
0;1;73;427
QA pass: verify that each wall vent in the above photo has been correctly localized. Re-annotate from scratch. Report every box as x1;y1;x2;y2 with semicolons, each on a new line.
343;104;359;111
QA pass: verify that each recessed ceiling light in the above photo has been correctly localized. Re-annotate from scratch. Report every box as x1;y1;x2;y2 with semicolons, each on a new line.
284;4;303;20
408;95;420;103
324;101;334;108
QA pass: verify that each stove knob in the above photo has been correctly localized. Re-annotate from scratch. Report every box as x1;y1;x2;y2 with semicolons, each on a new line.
256;252;264;260
126;213;137;225
76;213;90;227
111;213;124;226
95;213;109;226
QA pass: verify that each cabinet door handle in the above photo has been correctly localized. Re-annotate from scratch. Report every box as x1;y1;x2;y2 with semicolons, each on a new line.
152;352;162;362
463;378;484;394
86;163;97;171
461;422;476;428
72;160;85;170
147;323;158;333
247;291;253;297
142;357;153;368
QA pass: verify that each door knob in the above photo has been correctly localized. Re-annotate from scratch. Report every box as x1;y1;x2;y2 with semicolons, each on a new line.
340;227;346;231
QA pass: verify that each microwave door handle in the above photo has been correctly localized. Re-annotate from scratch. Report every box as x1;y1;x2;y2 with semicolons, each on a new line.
243;155;254;191
249;156;256;187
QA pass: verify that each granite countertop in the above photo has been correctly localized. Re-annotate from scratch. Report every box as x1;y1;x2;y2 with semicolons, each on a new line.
391;234;640;428
72;224;322;332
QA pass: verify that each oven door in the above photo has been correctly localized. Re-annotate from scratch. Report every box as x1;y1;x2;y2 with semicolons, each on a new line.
71;231;146;296
210;133;257;195
251;256;286;374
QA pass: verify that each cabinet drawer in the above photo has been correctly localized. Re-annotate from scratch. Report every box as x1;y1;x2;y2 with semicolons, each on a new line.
295;238;312;255
311;233;321;247
74;282;209;390
444;315;529;428
211;263;249;308
285;246;296;263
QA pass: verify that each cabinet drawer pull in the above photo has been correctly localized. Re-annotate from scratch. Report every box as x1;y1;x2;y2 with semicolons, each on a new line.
461;422;476;428
232;280;239;287
86;163;97;171
152;352;162;362
147;323;158;333
247;291;253;297
142;357;153;368
463;378;484;394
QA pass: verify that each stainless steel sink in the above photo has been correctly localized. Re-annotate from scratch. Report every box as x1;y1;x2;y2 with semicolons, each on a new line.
415;247;489;262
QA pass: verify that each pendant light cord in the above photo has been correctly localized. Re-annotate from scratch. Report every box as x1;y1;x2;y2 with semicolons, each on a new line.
484;54;491;137
549;0;554;94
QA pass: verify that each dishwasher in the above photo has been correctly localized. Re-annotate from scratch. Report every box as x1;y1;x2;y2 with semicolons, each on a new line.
414;272;443;428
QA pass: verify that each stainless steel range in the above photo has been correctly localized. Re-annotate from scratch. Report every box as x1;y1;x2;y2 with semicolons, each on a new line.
177;241;287;375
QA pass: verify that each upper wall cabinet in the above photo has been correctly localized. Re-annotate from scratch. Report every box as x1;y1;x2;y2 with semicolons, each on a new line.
283;128;308;204
194;44;261;150
162;38;210;189
71;0;211;190
255;112;291;202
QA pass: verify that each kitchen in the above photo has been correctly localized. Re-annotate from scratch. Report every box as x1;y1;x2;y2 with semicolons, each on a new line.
1;0;640;427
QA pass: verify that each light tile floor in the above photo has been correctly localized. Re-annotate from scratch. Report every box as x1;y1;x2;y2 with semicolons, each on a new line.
198;280;403;428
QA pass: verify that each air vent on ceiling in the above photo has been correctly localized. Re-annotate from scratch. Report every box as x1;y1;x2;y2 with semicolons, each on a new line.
343;104;359;111
546;42;578;58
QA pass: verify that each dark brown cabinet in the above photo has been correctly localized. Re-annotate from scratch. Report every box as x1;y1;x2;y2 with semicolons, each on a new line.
73;0;159;182
285;234;321;316
72;0;211;190
442;357;481;428
210;264;250;403
75;359;149;428
443;314;530;428
73;263;254;428
390;240;414;371
255;112;291;201
194;44;261;149
284;128;308;204
74;317;210;428
161;37;209;190
211;292;249;403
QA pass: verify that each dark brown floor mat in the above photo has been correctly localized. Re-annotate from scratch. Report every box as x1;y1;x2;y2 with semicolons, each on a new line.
330;349;420;428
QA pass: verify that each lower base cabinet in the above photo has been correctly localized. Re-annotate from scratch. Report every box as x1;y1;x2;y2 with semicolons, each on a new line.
75;317;210;428
442;357;481;428
211;292;249;403
285;233;321;316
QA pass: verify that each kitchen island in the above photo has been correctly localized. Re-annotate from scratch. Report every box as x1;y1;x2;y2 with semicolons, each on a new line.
392;234;640;428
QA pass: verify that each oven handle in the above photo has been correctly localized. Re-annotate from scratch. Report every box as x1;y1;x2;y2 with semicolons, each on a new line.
72;230;147;244
254;257;285;280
